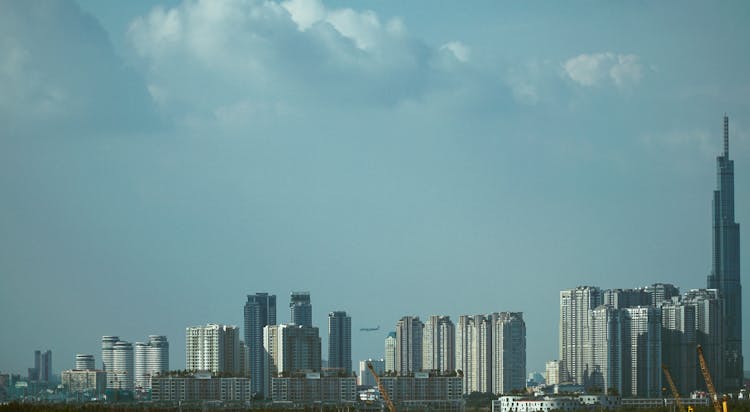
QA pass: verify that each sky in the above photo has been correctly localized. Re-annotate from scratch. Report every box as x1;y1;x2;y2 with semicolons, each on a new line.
1;0;749;377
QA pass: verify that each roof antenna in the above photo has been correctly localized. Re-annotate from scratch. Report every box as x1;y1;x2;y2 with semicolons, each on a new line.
723;113;729;157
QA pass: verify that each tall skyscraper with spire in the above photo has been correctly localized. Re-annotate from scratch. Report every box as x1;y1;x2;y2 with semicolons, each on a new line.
707;114;743;390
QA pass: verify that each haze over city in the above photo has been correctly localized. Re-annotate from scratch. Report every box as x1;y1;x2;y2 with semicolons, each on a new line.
1;0;749;383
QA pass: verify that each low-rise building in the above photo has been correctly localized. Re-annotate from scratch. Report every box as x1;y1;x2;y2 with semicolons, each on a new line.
151;372;251;403
379;373;464;411
61;370;106;395
493;395;621;412
271;372;357;406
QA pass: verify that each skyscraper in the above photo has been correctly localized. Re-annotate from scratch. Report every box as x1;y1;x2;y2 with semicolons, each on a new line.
422;315;455;373
621;306;661;398
707;115;743;390
395;316;423;375
112;341;134;390
102;336;120;388
75;354;95;371
263;324;322;395
384;332;396;373
290;291;312;326
244;293;276;396
559;286;602;384
186;324;240;374
39;350;51;383
134;335;169;389
492;312;526;394
328;311;352;373
660;300;696;395
456;315;492;393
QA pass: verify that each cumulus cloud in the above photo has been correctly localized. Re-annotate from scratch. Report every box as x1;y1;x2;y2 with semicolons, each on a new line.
0;1;158;137
563;52;643;88
126;0;477;128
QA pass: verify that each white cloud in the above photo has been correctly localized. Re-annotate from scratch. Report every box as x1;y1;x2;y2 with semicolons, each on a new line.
563;52;643;88
440;41;470;63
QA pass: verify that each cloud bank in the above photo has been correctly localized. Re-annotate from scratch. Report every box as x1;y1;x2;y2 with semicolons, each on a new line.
563;52;644;88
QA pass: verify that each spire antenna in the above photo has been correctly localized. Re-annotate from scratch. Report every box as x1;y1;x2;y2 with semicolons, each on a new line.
724;114;729;157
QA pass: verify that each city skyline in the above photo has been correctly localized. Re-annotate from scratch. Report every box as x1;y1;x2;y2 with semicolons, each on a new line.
1;0;749;379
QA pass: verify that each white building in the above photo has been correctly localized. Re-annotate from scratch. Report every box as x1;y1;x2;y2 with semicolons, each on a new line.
423;315;455;373
456;315;491;393
384;332;396;373
263;324;322;397
544;361;559;386
559;286;602;385
75;354;95;371
186;324;240;375
134;335;169;389
101;336;119;388
112;341;134;390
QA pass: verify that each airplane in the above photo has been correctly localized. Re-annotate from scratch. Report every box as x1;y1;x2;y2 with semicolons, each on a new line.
359;325;380;332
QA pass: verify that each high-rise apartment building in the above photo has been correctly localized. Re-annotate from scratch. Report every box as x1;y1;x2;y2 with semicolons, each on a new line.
112;341;134;390
492;312;526;394
395;316;424;375
645;283;680;306
545;360;560;385
707;115;743;390
559;286;602;384
328;311;352;373
290;291;312;327
102;336;119;388
684;288;724;391
456;315;492;393
589;305;622;394
186;324;240;375
603;288;650;309
621;306;661;398
263;324;322;396
660;300;696;395
384;332;396;373
244;292;276;396
134;335;169;389
423;315;455;373
76;354;95;371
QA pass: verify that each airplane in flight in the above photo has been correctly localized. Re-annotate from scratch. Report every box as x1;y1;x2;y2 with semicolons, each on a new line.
359;325;380;332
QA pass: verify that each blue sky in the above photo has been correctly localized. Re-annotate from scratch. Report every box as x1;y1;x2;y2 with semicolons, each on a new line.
1;0;749;376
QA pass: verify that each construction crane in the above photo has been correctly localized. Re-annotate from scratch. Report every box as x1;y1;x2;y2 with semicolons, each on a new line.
696;345;724;412
367;361;396;412
661;364;687;412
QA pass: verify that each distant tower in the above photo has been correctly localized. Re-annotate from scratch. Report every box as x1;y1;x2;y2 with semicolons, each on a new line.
185;324;240;374
422;315;455;373
290;291;312;326
244;293;276;396
76;354;95;371
707;114;743;390
395;316;424;375
456;315;492;393
327;311;352;373
384;332;396;372
134;335;169;389
493;312;526;394
101;336;120;388
112;341;134;390
559;286;602;384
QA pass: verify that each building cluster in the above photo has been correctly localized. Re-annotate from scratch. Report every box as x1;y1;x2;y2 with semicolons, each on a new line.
382;312;526;396
550;117;744;399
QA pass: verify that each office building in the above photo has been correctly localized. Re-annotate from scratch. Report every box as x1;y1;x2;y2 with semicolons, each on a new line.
28;350;41;382
385;332;397;373
359;359;384;386
456;315;492;393
423;315;455;373
290;291;312;327
75;354;95;371
559;286;602;385
707;115;743;390
244;292;276;396
328;311;352;373
186;324;240;375
493;312;526;394
395;316;424;375
263;324;322;396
